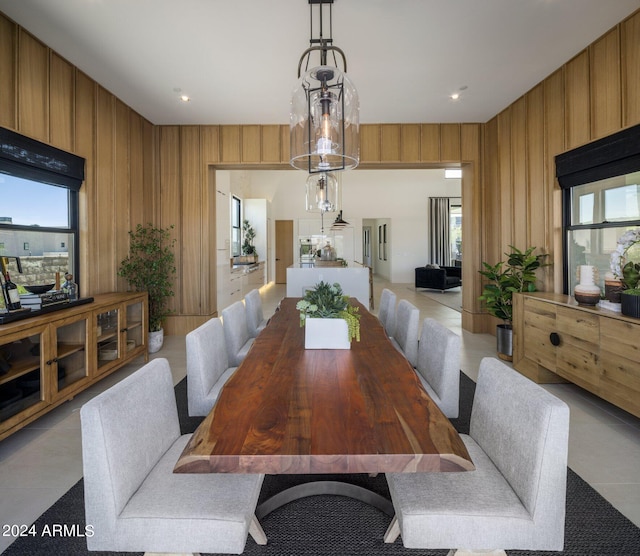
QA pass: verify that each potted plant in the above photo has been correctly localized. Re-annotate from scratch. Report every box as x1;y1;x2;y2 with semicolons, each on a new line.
296;281;360;349
241;219;257;263
479;245;549;361
118;223;176;353
611;229;640;318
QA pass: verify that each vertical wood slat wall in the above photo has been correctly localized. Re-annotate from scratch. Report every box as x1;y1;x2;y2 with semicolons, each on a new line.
2;8;639;335
482;10;640;323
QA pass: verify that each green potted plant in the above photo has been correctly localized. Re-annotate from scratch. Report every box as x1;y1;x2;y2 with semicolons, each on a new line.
479;245;549;361
241;219;258;263
611;229;640;318
118;223;176;353
296;281;360;348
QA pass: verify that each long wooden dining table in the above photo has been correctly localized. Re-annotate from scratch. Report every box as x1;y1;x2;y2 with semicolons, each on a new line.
174;297;474;517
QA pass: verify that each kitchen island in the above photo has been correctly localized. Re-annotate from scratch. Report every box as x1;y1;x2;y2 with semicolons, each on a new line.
286;263;371;309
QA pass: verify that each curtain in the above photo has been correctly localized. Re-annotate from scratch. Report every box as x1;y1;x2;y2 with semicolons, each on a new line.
430;197;451;266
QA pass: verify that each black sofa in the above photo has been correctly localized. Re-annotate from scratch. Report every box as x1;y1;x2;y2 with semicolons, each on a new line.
415;265;462;291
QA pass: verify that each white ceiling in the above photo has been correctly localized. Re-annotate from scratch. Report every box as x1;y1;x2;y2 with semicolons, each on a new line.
1;0;639;126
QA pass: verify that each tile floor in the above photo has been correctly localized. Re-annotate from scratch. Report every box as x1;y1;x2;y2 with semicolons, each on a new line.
0;278;639;553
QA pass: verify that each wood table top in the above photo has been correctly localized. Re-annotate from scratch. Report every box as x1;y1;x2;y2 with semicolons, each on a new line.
174;297;474;475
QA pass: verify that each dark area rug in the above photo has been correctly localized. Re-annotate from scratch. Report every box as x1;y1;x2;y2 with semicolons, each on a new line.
3;373;639;555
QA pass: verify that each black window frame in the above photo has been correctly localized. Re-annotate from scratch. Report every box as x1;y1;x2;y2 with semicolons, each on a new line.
0;127;84;291
556;123;640;294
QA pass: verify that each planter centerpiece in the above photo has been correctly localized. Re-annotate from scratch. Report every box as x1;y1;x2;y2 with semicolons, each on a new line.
118;223;177;353
610;229;640;318
296;281;360;349
479;246;549;361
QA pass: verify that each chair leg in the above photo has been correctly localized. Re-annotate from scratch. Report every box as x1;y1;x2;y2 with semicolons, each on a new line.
446;550;507;556
383;515;400;543
249;514;268;545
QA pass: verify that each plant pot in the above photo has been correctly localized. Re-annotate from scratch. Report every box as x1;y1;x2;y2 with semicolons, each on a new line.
496;323;513;362
620;292;640;318
148;328;164;354
304;318;350;350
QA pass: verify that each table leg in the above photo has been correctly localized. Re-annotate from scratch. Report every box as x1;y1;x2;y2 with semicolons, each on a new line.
256;480;394;519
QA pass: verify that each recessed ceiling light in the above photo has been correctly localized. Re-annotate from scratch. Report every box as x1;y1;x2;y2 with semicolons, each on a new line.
180;95;190;102
450;93;460;100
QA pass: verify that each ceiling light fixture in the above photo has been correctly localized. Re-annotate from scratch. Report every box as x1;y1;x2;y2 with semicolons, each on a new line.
306;171;340;213
330;210;350;230
290;0;359;174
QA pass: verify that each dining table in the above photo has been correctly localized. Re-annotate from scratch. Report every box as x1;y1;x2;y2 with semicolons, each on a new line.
174;296;474;518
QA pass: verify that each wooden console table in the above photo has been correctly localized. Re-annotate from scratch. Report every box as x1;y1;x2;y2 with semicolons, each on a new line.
513;292;640;418
0;292;148;440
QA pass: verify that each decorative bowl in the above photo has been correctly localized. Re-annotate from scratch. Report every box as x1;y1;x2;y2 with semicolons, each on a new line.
24;284;55;295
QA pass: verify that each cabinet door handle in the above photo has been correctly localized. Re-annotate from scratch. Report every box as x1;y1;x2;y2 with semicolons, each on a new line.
549;332;561;346
120;327;128;332
46;357;58;365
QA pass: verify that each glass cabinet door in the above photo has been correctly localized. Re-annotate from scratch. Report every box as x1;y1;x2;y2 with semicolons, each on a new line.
96;306;121;372
123;299;145;354
0;327;49;429
53;314;90;397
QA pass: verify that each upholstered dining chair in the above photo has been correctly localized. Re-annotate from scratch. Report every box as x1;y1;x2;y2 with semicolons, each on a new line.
221;300;255;367
389;299;419;368
378;288;397;338
244;288;267;338
414;317;461;418
81;357;267;555
187;316;237;416
384;357;570;556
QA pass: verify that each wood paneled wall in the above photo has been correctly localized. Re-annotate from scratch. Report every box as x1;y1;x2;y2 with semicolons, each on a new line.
3;7;639;335
0;16;156;301
479;10;640;333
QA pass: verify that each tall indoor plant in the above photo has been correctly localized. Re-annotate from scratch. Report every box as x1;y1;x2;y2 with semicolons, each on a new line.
118;223;176;353
479;245;549;360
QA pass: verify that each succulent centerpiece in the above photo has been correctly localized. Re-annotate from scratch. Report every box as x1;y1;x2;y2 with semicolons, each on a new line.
296;281;360;348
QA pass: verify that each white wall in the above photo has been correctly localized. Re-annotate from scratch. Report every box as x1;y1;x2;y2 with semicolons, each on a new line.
227;169;460;284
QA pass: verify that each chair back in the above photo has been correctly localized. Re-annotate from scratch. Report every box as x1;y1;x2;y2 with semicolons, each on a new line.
221;300;251;366
416;317;461;418
81;358;180;518
393;300;419;367
244;288;265;338
378;288;397;337
471;357;570;523
186;317;230;416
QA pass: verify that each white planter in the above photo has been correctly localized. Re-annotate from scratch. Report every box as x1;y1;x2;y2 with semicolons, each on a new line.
148;328;164;354
304;318;350;350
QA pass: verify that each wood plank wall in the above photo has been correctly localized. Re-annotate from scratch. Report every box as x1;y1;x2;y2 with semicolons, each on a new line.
0;18;156;302
482;11;640;337
2;8;639;335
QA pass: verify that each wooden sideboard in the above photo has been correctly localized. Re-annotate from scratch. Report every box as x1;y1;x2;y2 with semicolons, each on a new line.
513;292;640;418
0;292;148;440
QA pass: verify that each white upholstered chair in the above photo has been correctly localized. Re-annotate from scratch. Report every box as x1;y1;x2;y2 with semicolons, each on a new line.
244;288;267;338
221;300;255;367
389;299;419;368
80;358;267;555
384;357;570;556
415;317;461;418
186;317;237;417
378;288;397;338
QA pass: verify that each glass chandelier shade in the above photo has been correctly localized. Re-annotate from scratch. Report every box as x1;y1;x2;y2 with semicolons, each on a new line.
305;172;340;213
291;65;359;173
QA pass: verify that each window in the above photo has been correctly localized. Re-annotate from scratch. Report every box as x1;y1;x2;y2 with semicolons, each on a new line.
557;122;640;294
231;196;242;257
565;174;640;294
0;127;83;302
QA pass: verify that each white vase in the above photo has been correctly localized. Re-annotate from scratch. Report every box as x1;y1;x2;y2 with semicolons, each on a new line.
148;328;164;353
574;265;601;306
304;318;350;350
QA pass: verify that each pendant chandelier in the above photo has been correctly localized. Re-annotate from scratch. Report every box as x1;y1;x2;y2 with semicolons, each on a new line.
290;0;359;173
305;171;340;213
